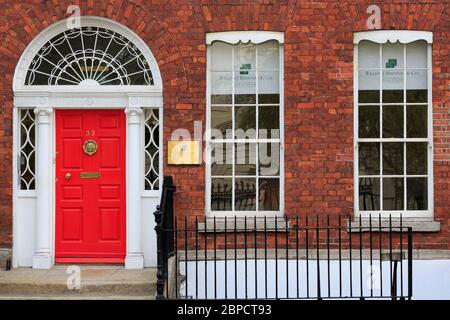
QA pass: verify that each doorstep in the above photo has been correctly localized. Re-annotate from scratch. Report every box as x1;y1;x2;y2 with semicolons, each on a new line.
0;265;156;300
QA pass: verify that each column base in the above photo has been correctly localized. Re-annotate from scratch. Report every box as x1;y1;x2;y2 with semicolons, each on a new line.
125;254;144;269
32;253;52;269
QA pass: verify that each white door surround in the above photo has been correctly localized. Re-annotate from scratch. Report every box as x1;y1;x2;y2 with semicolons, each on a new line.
12;17;163;269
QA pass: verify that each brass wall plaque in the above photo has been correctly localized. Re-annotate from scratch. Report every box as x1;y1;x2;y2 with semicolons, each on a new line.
80;172;101;179
83;139;98;156
167;140;201;165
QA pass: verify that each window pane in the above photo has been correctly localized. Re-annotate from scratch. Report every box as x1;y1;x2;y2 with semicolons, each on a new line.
211;41;232;70
406;69;427;102
235;178;256;211
258;70;279;95
407;178;428;210
235;106;256;139
383;178;404;210
406;90;427;103
382;43;404;94
211;107;232;138
258;40;279;69
406;40;427;69
359;90;380;103
211;72;232;104
235;143;256;175
235;71;256;104
382;105;403;138
259;94;279;104
358;69;380;103
383;143;403;175
407;105;427;138
234;43;256;70
259;178;279;210
406;143;427;175
359;105;379;138
382;42;404;68
211;178;232;211
259;143;280;176
258;70;279;104
358;143;380;175
259;105;279;139
382;90;403;103
211;143;232;176
359;178;380;211
358;41;380;69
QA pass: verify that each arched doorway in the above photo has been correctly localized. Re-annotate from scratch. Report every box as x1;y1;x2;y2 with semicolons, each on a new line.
13;16;163;269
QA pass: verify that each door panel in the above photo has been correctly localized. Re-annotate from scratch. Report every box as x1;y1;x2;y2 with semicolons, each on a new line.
55;110;126;263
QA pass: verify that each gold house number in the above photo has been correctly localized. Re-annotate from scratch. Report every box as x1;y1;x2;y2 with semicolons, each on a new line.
83;139;98;156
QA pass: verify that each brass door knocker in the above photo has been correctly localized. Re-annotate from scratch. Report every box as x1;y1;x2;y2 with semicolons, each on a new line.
83;139;98;156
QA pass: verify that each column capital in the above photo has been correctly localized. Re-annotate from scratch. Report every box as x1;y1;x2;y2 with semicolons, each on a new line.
34;107;53;124
125;107;143;124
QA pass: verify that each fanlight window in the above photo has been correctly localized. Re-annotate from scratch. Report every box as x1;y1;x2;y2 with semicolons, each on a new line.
25;26;154;86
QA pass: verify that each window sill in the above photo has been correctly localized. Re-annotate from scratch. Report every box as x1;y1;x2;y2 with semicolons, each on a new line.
347;218;440;233
197;217;288;233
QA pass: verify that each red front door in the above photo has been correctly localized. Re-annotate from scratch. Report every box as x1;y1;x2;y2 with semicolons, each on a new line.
55;110;126;263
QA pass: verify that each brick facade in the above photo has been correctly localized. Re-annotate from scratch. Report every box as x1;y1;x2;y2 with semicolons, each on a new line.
0;1;448;251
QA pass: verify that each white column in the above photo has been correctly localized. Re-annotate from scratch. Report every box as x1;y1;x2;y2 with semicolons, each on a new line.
32;107;53;269
125;107;144;269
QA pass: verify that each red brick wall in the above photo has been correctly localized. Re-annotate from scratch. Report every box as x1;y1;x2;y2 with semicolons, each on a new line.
0;1;448;249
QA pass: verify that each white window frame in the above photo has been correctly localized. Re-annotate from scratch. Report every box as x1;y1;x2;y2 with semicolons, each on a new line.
353;31;434;219
205;31;285;217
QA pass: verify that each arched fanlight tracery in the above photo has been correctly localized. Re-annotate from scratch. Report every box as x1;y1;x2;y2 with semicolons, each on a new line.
25;26;154;86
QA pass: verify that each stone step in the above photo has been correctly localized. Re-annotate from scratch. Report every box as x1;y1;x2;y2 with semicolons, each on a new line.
0;266;156;299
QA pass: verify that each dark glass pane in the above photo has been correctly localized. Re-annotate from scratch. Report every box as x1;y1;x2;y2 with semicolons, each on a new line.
235;106;256;139
211;107;232;138
235;143;256;175
383;178;404;210
211;143;232;176
235;94;256;104
359;143;380;175
359;178;380;211
406;90;427;103
382;90;403;103
407;178;428;210
259;178;279;211
259;143;280;176
211;178;232;211
359;90;380;103
407;105;427;138
211;95;232;104
382;105;403;138
359;105;380;138
383;143;403;175
259;105;279;139
259;94;279;104
406;143;427;175
235;178;256;211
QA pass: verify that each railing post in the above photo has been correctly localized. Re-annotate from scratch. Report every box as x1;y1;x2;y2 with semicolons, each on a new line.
153;176;176;300
408;227;413;300
154;204;165;299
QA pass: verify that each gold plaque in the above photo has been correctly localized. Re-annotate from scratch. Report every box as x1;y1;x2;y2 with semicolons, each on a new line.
80;172;101;179
167;140;201;165
83;139;98;156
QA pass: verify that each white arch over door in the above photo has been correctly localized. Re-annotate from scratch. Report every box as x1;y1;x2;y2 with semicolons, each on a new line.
12;16;163;269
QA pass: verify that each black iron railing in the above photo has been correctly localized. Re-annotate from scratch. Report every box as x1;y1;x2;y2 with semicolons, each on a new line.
153;176;176;300
154;187;413;300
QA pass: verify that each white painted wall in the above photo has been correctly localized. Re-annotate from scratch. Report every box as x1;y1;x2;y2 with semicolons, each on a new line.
179;259;450;300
